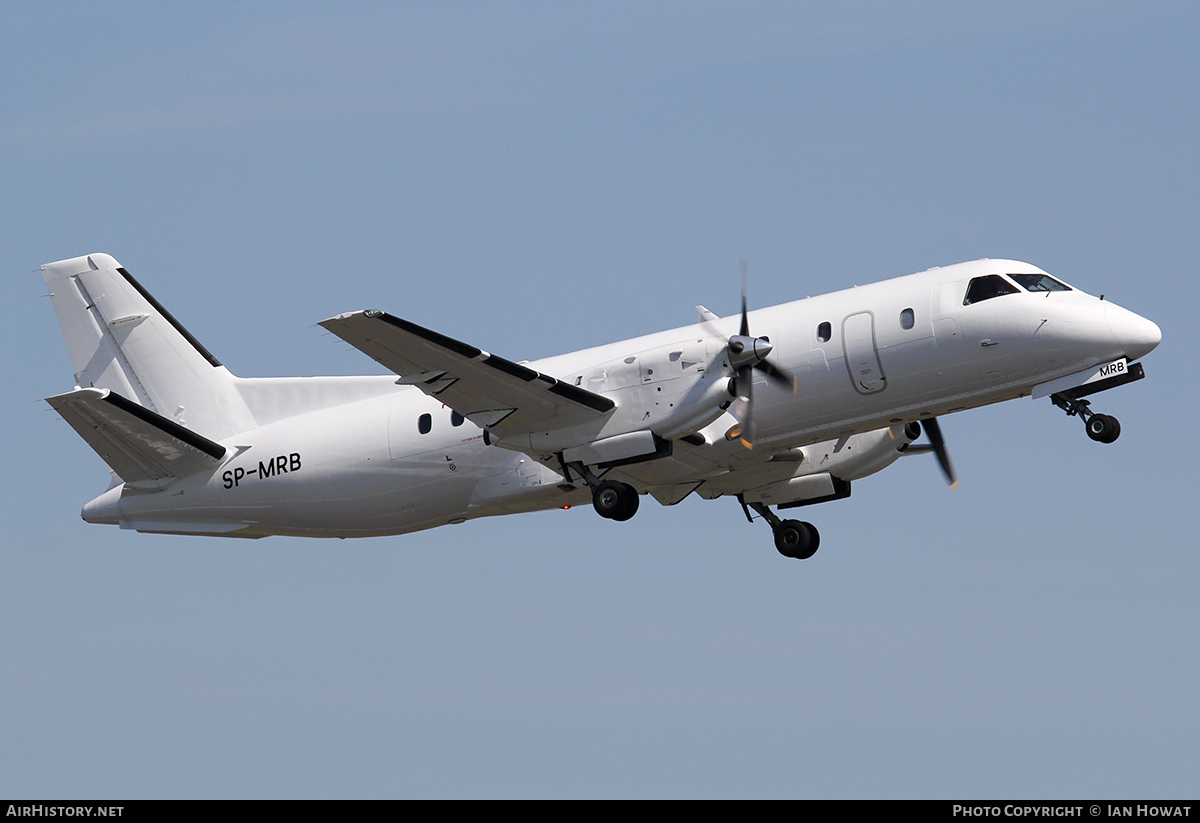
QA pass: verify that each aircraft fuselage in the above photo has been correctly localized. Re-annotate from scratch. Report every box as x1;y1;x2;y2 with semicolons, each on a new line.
70;258;1160;539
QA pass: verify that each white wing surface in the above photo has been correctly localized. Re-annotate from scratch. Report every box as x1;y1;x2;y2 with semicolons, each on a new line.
319;310;615;440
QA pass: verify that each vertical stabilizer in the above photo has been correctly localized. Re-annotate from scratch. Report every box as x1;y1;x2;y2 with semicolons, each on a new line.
42;253;251;439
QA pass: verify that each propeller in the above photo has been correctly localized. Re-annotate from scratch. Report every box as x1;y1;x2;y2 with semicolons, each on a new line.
727;258;796;449
903;417;958;489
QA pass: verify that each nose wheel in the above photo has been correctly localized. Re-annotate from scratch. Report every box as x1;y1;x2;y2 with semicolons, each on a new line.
1051;392;1121;444
1085;413;1121;443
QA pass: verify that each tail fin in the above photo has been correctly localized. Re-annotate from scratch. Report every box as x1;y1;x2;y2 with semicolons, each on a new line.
42;253;246;439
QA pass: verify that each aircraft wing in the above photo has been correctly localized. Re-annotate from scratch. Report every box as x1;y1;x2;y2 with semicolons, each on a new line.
46;387;226;486
319;310;615;439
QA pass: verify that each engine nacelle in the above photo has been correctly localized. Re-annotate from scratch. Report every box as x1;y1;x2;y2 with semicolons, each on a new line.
811;421;922;482
521;336;731;457
709;421;922;506
651;375;735;440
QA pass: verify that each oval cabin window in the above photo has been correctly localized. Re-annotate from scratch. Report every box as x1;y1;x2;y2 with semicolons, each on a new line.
900;308;915;330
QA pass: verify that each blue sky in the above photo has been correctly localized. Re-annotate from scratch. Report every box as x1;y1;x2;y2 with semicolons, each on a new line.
3;2;1197;798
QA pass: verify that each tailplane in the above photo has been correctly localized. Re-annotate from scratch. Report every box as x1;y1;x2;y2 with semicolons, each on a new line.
46;387;227;489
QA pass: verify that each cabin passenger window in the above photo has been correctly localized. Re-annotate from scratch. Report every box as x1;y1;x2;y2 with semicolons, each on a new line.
450;411;464;427
418;413;432;434
817;322;831;342
963;275;1019;306
900;308;915;330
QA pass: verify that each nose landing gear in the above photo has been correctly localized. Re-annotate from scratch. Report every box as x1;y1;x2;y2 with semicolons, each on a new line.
1085;413;1121;444
1051;391;1121;444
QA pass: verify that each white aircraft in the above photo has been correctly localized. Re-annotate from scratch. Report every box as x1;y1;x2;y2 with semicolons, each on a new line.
42;253;1160;558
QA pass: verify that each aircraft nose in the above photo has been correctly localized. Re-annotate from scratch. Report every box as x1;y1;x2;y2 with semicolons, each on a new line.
1105;302;1162;361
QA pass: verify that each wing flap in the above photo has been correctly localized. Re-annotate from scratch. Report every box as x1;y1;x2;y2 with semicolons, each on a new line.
319;311;614;439
47;387;226;485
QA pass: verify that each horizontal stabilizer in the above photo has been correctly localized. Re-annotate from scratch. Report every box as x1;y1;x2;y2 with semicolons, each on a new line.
47;387;226;486
320;310;615;440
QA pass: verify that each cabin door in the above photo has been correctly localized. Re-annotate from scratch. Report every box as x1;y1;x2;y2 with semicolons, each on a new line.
842;311;887;395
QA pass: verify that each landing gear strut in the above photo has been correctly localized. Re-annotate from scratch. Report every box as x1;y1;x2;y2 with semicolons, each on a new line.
739;495;820;559
1051;392;1121;444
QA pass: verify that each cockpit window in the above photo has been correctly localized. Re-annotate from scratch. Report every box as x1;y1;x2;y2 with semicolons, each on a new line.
1008;273;1071;293
963;275;1020;306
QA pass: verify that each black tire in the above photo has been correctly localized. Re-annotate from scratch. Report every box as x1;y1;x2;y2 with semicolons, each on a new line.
611;487;640;522
592;480;638;520
1086;414;1121;444
794;521;820;559
774;519;813;558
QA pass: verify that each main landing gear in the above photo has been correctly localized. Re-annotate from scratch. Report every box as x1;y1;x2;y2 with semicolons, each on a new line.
563;460;642;522
773;518;820;560
1051;392;1121;444
739;496;820;560
591;478;640;522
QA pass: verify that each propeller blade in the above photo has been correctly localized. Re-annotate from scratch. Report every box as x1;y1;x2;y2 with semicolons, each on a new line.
922;417;958;489
728;256;785;444
739;256;750;337
754;359;797;392
734;364;754;448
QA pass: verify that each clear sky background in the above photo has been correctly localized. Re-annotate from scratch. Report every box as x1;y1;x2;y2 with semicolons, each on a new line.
2;2;1197;799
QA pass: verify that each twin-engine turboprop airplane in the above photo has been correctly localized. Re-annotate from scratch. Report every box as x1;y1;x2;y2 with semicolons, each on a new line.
42;253;1160;558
